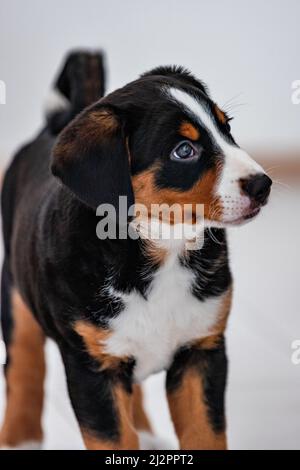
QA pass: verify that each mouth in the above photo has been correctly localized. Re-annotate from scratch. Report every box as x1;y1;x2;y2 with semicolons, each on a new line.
243;206;261;220
226;206;261;226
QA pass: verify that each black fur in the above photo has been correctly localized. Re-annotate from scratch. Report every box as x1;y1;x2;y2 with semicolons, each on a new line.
60;346;135;442
1;53;234;444
51;104;134;212
141;65;209;96
47;50;105;134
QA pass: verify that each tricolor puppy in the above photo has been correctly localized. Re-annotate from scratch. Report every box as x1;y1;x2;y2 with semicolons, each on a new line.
0;51;272;450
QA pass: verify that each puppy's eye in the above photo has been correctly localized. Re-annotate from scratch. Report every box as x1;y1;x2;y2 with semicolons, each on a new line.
224;122;231;133
172;142;198;161
224;117;233;133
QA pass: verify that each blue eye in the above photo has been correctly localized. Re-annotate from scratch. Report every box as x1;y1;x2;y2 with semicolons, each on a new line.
172;141;199;160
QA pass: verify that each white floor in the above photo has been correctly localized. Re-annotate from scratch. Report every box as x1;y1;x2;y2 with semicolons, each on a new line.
0;186;299;450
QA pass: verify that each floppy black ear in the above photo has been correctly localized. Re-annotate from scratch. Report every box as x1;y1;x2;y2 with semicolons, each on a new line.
51;104;134;212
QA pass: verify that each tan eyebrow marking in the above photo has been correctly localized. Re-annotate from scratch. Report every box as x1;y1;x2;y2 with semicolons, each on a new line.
214;105;227;125
179;122;200;141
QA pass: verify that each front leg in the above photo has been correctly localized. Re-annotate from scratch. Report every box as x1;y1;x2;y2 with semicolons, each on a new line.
60;346;139;450
166;336;227;450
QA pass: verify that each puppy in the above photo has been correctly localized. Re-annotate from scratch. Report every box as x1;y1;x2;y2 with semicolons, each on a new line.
0;50;272;450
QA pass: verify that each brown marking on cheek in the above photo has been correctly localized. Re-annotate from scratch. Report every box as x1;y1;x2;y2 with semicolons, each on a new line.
82;384;139;450
179;122;200;141
167;368;226;450
132;167;158;206
215;105;227;125
0;290;45;447
133;163;223;222
74;321;126;370
187;163;223;220
132;384;152;432
193;286;233;350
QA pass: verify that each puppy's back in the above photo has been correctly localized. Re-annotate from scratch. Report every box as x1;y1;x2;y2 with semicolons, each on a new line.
0;50;106;340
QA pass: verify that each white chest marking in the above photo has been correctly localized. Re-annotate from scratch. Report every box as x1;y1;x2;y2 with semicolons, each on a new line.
104;253;226;382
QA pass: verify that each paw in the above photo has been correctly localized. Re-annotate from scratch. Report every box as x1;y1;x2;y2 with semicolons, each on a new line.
138;431;175;450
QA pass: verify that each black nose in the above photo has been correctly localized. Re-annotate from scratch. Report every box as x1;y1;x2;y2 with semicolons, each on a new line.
241;174;272;204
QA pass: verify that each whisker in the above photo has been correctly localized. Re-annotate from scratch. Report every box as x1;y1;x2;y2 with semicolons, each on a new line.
263;165;284;174
207;227;223;245
272;179;293;191
222;103;248;115
221;92;244;108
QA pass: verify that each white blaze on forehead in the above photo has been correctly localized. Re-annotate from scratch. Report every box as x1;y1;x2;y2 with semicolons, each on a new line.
169;86;229;152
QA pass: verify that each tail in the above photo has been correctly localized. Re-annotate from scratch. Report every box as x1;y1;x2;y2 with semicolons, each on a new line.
45;49;106;134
